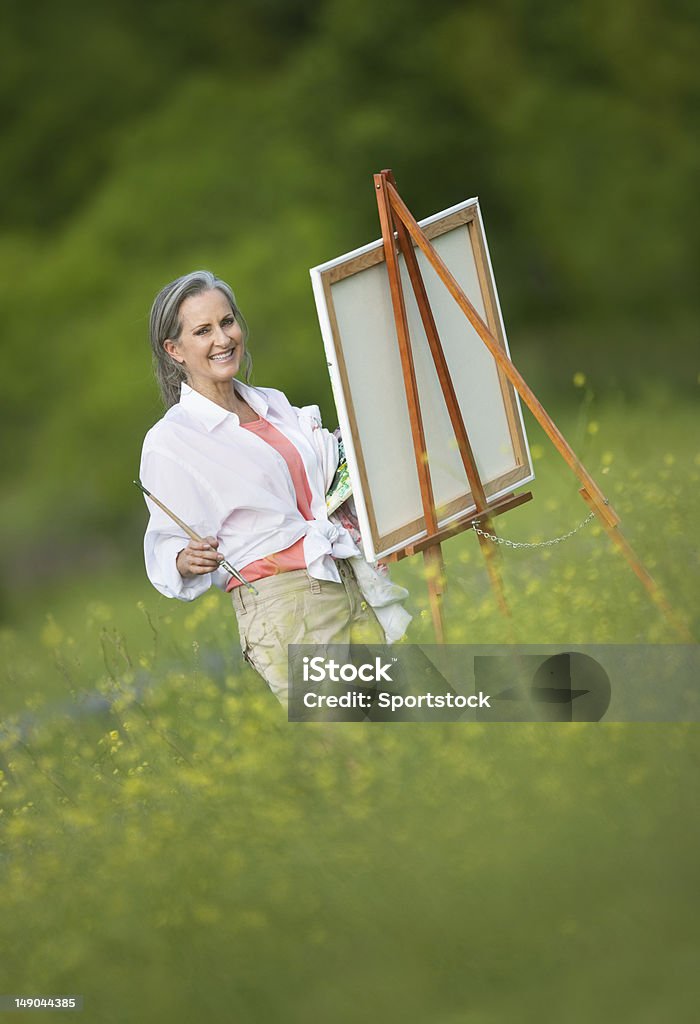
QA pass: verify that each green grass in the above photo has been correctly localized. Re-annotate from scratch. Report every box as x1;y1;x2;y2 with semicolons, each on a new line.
0;395;698;1023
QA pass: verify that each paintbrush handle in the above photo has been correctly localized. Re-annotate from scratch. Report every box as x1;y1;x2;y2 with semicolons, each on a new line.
135;480;258;594
147;493;202;543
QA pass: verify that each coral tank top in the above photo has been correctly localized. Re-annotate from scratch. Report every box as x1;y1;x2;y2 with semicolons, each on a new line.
225;415;313;590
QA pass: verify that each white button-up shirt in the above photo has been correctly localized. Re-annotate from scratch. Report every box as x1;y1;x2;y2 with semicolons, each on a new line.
139;381;361;601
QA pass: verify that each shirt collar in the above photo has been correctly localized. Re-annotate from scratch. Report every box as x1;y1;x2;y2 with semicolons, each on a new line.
179;381;269;431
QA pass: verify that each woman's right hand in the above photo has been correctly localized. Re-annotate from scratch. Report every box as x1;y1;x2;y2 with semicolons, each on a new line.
176;536;224;578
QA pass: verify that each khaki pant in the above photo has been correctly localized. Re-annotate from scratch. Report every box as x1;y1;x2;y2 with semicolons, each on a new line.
231;560;385;705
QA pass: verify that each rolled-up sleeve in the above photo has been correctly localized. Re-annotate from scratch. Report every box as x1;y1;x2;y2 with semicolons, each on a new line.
139;446;216;602
295;404;339;491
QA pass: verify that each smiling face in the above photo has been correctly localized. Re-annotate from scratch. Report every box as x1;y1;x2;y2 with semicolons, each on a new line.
163;288;245;397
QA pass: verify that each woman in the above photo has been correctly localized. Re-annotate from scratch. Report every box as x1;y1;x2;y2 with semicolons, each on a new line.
139;270;410;705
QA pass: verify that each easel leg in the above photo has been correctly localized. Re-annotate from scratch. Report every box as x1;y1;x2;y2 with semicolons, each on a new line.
579;488;694;642
475;527;511;620
423;544;446;642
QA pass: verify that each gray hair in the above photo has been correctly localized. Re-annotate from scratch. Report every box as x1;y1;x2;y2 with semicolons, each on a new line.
149;270;252;409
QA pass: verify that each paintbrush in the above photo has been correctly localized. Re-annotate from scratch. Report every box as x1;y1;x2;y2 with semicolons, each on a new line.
133;480;258;595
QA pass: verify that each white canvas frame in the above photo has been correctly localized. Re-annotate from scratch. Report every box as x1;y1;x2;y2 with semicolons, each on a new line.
310;197;534;562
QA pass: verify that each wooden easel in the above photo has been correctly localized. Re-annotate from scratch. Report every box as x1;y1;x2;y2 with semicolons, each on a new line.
374;169;691;643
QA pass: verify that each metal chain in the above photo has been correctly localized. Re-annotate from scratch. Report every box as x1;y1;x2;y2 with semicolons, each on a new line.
472;509;597;549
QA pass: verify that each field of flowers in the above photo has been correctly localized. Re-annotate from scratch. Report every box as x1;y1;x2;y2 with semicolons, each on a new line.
1;394;698;1023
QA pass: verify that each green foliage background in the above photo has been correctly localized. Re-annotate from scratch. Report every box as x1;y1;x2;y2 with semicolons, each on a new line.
0;2;698;1020
1;0;698;597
